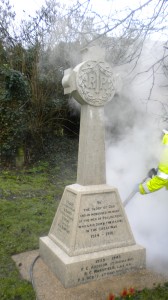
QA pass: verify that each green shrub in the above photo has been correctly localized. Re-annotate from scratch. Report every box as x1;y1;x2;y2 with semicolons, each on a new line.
0;66;30;162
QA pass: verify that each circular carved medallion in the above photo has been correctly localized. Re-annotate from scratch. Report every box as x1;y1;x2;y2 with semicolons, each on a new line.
76;61;115;106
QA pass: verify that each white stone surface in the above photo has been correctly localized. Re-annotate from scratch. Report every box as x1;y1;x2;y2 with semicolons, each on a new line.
40;236;145;288
75;60;115;106
77;106;106;185
48;184;135;256
39;47;146;288
40;184;146;287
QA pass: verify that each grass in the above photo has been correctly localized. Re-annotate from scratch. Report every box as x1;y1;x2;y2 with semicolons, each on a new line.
0;136;78;299
1;136;168;299
0;171;55;299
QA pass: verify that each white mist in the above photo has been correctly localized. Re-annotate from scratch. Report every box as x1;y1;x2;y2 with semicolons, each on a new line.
105;40;168;276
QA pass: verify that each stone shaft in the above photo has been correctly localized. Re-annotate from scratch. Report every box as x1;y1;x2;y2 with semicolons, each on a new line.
77;105;106;185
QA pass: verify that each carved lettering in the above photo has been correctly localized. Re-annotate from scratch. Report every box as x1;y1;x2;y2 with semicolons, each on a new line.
88;72;96;89
52;192;75;243
76;61;115;106
77;254;137;284
77;201;124;240
100;75;107;90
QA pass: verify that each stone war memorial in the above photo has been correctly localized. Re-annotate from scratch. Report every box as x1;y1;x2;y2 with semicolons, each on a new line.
39;46;146;288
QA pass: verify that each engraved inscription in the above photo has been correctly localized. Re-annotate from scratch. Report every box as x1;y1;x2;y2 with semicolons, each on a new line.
76;61;115;106
78;202;123;238
49;190;75;248
57;198;75;234
75;192;134;251
77;254;137;284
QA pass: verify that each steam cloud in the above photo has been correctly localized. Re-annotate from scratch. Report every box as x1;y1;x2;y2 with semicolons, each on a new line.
105;39;168;275
66;39;168;275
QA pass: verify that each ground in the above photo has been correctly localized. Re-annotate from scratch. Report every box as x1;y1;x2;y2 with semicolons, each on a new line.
12;249;168;300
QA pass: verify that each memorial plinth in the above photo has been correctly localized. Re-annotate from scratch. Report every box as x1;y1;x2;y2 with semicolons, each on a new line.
40;47;146;288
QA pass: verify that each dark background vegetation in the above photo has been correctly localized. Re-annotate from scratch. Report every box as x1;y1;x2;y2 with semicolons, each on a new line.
0;0;83;167
1;0;168;167
0;40;80;166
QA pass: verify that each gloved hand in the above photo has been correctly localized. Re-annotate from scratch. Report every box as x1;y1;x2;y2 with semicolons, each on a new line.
133;183;140;193
147;168;157;178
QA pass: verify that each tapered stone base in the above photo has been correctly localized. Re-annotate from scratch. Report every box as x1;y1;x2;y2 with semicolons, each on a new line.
39;184;146;288
40;236;145;288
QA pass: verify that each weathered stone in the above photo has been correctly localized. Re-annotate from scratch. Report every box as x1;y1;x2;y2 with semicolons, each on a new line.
75;60;115;106
48;184;135;256
77;105;106;185
39;46;146;288
40;237;145;288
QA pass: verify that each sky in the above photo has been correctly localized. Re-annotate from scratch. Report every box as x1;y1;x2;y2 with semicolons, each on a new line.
9;0;148;21
9;0;167;41
9;0;160;18
9;0;109;15
10;0;46;22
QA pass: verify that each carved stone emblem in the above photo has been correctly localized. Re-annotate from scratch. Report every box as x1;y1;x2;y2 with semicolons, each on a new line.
76;60;115;106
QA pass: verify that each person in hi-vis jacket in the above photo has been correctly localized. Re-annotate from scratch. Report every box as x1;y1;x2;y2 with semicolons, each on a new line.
136;129;168;195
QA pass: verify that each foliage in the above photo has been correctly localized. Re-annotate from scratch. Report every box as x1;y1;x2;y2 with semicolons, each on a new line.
0;41;79;165
0;0;82;164
27;43;70;145
107;283;168;299
0;0;16;46
0;66;30;161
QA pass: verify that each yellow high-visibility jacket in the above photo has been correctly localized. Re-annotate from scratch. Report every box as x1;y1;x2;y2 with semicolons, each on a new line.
139;133;168;194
